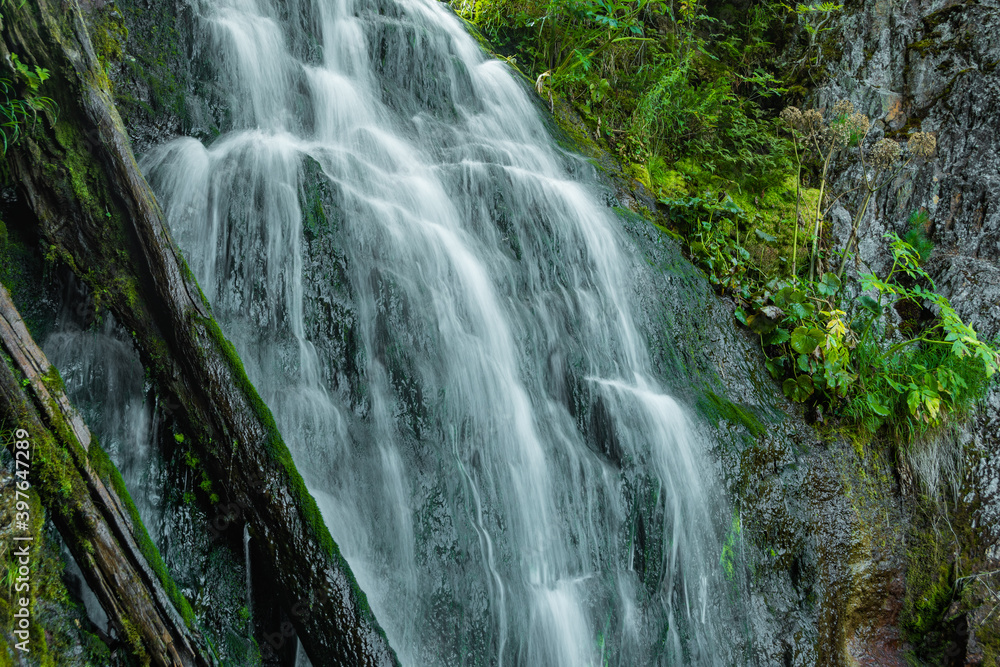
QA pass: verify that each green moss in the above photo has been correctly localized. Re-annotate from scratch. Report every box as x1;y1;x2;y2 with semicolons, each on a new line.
922;0;975;30
897;496;987;663
88;442;197;629
980;622;1000;667
39;365;66;395
301;161;333;241
721;176;818;278
50;119;119;226
696;390;767;438
904;561;953;639
89;5;129;68
112;0;190;130
120;616;149;666
627;163;651;189
2;397;91;523
908;38;941;57
648;157;687;199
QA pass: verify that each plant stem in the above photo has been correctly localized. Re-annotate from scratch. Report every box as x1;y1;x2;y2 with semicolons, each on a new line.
791;133;802;284
808;145;833;281
836;188;873;280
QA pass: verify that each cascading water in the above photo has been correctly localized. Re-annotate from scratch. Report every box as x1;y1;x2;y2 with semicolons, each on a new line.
143;0;749;663
44;307;163;538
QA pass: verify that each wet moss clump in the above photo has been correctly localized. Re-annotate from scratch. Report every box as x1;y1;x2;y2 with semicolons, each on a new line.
0;381;91;525
39;365;65;395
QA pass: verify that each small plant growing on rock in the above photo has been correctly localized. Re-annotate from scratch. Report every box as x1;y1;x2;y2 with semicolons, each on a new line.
738;227;999;441
780;100;936;282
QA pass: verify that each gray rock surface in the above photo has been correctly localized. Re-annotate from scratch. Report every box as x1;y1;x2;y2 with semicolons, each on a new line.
811;0;1000;660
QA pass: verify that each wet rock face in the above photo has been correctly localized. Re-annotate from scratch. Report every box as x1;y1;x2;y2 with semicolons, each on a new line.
812;0;1000;661
815;0;1000;331
94;0;229;155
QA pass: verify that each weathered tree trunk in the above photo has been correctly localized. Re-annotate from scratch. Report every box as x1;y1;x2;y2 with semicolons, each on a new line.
1;0;399;664
0;284;213;667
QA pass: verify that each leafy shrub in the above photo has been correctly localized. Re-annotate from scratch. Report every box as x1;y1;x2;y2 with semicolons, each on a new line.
737;232;999;442
1;7;56;155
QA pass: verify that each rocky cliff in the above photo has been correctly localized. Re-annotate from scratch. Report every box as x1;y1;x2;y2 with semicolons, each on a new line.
812;0;1000;663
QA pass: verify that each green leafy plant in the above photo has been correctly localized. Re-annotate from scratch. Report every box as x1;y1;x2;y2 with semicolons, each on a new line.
661;192;764;294
1;41;56;154
738;230;998;442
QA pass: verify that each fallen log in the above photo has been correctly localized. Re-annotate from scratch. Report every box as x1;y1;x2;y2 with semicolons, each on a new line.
0;283;213;666
1;0;399;664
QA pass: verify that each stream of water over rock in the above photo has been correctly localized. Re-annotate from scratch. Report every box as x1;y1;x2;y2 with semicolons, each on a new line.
137;0;750;663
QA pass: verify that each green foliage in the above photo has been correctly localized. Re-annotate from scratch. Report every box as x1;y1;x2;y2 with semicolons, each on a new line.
630;56;789;189
667;193;759;291
662;179;814;297
1;50;56;155
736;231;998;443
454;0;793;191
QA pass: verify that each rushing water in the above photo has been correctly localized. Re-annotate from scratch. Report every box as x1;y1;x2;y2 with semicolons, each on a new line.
142;0;746;663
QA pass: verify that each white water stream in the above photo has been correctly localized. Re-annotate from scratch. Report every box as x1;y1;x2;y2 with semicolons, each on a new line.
141;0;743;663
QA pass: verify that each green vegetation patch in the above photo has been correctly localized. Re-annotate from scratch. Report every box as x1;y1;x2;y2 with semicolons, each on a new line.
696;390;767;439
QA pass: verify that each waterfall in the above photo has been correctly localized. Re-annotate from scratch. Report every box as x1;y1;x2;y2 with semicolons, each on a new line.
44;309;162;538
142;0;746;663
244;524;254;629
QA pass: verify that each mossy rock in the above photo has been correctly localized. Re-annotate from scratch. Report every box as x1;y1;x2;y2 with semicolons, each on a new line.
696;389;767;439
